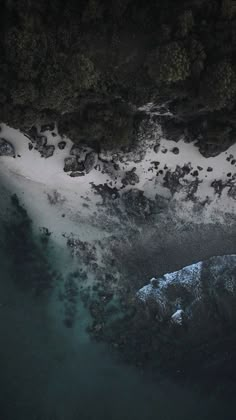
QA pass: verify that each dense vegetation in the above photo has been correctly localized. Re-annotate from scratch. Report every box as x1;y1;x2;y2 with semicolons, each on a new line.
1;0;236;154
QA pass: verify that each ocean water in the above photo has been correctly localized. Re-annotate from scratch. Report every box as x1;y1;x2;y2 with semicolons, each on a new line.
0;188;236;420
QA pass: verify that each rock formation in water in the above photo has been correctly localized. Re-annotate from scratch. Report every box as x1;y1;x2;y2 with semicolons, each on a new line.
1;0;236;156
137;255;236;330
90;255;236;380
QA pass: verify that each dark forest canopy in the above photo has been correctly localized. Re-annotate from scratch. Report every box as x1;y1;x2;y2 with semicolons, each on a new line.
1;0;236;155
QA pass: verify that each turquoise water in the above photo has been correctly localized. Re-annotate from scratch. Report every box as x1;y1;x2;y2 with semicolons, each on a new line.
0;191;235;420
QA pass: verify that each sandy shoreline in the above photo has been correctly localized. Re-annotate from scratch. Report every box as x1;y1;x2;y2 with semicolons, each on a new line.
0;122;235;281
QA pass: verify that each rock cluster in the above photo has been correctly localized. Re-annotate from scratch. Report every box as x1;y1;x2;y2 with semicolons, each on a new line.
64;149;97;175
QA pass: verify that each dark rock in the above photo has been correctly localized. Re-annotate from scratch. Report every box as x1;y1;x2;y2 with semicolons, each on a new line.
228;185;236;200
172;147;179;155
70;172;85;177
0;138;15;156
163;165;191;194
77;161;85;172
151;161;160;169
150;278;159;288
91;183;120;202
182;165;192;175
40;123;55;132
198;141;235;158
207;167;213;172
161;118;185;142
35;135;47;149
26;127;38;142
84;151;97;173
211;180;226;197
186;178;201;201
122;189;154;220
122;168;140;186
70;144;81;156
58;141;66;150
39;145;55;158
28;142;33;151
64;156;79;172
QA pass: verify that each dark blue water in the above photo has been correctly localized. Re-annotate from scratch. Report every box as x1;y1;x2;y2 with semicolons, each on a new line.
0;191;235;420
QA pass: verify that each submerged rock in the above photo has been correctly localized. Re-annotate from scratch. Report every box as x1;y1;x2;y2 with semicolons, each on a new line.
122;189;155;220
228;185;236;200
122;168;140;186
0;138;15;156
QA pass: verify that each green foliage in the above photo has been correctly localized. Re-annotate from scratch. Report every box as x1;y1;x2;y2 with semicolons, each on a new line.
58;101;134;149
11;81;39;105
200;61;236;110
177;10;194;38
189;39;206;78
82;0;105;23
148;42;191;84
221;0;236;19
4;26;47;80
39;54;99;112
69;54;99;91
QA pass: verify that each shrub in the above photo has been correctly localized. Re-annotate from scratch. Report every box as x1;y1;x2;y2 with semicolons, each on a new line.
200;61;236;110
148;42;191;84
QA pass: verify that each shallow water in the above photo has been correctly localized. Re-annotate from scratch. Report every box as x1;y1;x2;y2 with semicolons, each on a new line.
0;190;236;420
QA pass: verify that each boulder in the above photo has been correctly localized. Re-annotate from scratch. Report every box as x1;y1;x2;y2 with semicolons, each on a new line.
122;168;140;186
58;141;66;150
84;151;97;173
64;156;79;172
39;145;55;158
137;255;236;329
0;138;15;156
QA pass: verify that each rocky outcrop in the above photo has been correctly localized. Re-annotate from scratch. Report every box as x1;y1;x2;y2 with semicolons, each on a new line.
129;255;236;374
137;255;236;329
89;255;236;379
